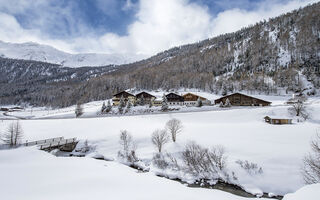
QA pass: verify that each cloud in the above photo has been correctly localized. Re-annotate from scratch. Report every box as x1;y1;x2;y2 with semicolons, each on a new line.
210;0;319;36
0;0;318;56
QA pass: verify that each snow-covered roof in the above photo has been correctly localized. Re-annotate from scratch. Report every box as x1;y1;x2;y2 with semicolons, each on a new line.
264;115;292;119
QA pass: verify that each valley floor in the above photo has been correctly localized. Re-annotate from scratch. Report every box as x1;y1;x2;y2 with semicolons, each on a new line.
0;94;319;199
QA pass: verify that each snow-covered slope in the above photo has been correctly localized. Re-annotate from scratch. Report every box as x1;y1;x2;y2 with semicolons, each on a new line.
1;96;319;196
282;184;320;200
0;40;146;67
0;147;271;200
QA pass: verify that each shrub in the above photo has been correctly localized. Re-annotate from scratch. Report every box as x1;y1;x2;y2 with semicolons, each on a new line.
236;160;263;175
181;142;227;179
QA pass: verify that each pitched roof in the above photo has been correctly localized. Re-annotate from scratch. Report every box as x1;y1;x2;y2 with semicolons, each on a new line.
113;91;135;97
215;92;271;103
182;92;207;100
264;116;292;120
136;91;156;98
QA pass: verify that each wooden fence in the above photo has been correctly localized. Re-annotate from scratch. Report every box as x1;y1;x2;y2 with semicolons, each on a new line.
39;138;77;150
23;137;64;146
0;137;78;152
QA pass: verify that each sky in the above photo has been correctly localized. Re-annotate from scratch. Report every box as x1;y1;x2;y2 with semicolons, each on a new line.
0;0;318;56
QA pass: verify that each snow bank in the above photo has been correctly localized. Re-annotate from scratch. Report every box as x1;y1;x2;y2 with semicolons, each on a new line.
282;184;320;200
0;147;272;200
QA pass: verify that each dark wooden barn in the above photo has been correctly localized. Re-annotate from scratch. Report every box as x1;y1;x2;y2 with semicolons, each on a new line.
166;93;184;105
112;91;136;106
214;93;271;106
135;92;156;104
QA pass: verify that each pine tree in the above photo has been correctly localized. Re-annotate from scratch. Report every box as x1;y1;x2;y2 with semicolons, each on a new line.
196;97;203;107
224;98;231;107
101;102;106;113
222;85;228;96
118;95;125;114
75;103;84;117
219;101;224;107
161;94;169;111
139;94;145;106
125;100;132;113
106;100;112;113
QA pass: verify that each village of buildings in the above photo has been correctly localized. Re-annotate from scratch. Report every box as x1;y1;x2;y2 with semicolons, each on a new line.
107;90;296;125
112;90;271;107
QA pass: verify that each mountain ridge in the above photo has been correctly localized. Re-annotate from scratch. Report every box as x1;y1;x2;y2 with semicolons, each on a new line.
0;40;147;68
0;2;319;107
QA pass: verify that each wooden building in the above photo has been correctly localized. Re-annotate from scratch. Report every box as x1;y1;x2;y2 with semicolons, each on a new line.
214;93;271;106
264;116;292;125
166;93;184;106
153;98;163;107
112;91;136;106
182;93;209;106
136;92;156;105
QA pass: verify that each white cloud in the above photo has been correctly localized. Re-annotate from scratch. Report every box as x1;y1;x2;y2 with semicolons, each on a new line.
210;0;319;36
0;0;318;56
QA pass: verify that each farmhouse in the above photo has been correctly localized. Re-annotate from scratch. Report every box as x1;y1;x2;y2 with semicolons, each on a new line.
214;93;271;106
264;116;292;125
136;92;156;105
112;91;136;106
153;98;163;107
182;93;209;106
166;93;184;106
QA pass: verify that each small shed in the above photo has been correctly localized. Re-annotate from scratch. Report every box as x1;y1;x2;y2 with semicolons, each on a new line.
264;116;292;125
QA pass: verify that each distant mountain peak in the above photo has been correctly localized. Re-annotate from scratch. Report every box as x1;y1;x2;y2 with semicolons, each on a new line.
0;40;147;68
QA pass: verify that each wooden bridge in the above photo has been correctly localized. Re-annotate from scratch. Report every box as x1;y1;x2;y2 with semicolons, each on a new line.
23;137;78;152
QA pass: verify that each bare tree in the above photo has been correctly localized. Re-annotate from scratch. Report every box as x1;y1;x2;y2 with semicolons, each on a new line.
151;129;169;153
291;101;304;116
182;142;228;179
75;103;84;118
165;118;183;142
289;100;308;120
1;121;24;147
119;130;133;153
118;130;138;163
302;133;320;184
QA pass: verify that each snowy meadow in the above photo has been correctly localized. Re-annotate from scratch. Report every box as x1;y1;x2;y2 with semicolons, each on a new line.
0;96;320;200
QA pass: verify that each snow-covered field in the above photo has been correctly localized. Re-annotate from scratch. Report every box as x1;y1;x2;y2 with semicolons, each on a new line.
0;147;288;200
0;92;291;120
0;94;319;199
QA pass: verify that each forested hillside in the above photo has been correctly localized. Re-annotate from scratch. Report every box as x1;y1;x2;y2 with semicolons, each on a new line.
76;2;319;103
0;58;117;106
0;2;319;107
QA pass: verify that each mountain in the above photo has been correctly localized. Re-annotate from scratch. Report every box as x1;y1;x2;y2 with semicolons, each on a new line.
0;41;146;67
76;2;319;101
0;2;319;107
0;57;119;107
